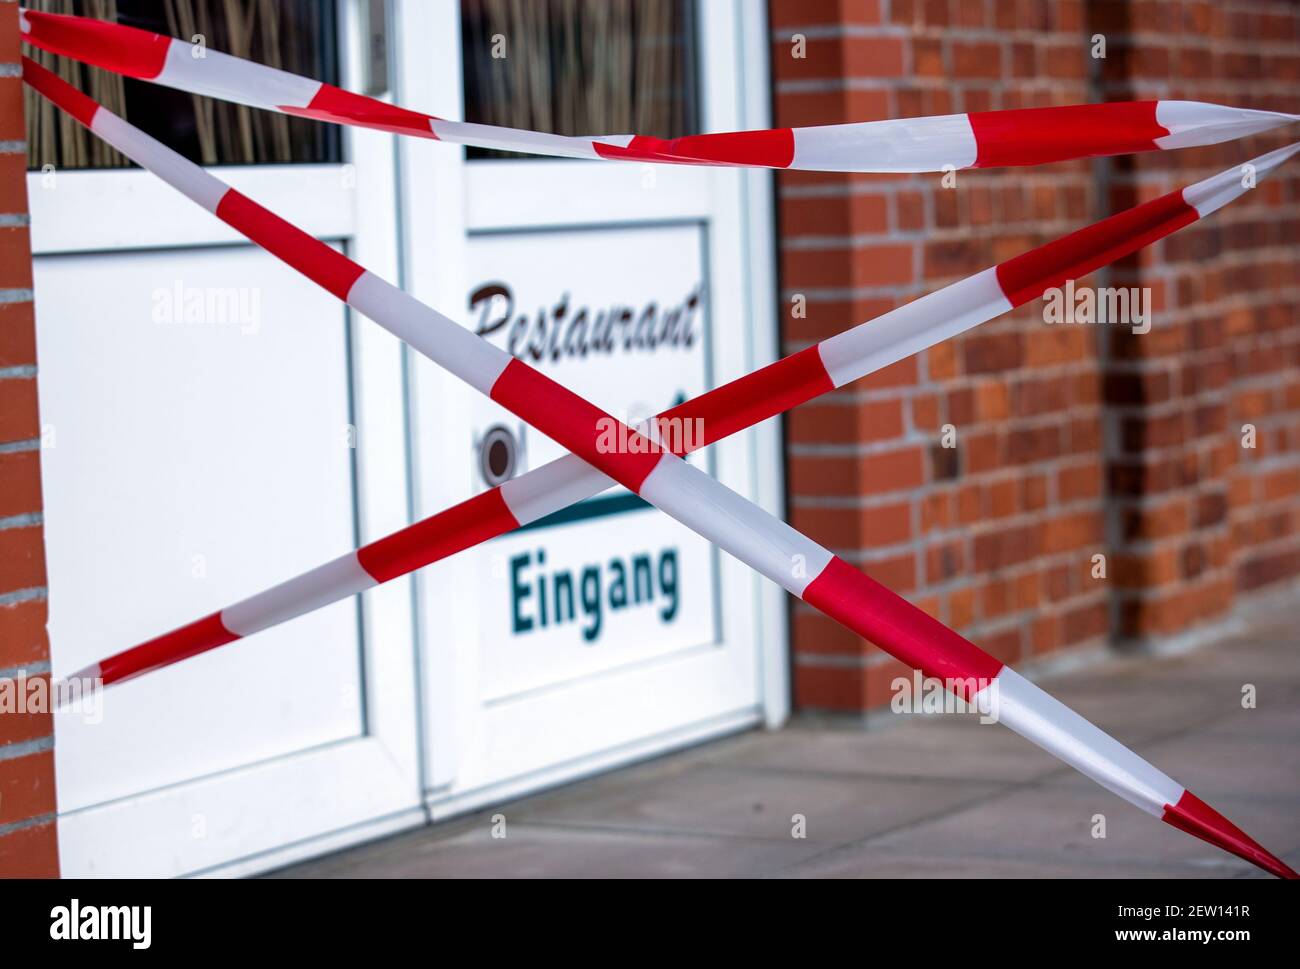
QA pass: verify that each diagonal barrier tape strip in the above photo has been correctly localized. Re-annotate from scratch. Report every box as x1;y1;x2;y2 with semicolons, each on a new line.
24;57;1298;878
19;6;1300;173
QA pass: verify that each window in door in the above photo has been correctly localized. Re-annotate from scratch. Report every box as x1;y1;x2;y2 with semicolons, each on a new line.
25;0;341;169
459;0;699;160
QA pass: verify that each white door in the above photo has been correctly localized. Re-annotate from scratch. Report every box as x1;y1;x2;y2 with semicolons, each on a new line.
32;0;422;876
395;0;786;812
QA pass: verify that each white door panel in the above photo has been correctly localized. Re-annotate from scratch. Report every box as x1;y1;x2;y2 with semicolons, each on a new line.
38;245;364;811
34;0;422;876
401;0;783;811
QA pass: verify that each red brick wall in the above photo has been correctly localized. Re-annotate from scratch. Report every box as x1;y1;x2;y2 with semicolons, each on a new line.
1091;0;1300;638
775;0;1108;711
0;0;59;877
772;0;1300;713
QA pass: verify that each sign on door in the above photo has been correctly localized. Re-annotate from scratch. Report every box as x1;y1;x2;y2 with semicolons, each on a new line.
464;224;722;701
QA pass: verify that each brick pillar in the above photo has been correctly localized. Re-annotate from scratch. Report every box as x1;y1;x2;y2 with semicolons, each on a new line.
773;0;1109;714
1092;0;1300;640
0;0;59;878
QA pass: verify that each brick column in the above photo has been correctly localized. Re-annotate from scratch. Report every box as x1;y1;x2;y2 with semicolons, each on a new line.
772;0;1109;713
0;0;58;878
1091;0;1300;640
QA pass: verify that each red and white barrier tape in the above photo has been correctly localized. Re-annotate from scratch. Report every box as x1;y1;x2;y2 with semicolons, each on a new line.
26;58;1297;878
84;140;1300;688
20;6;1299;172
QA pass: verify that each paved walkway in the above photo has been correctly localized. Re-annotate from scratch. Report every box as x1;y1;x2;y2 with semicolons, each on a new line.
274;609;1300;878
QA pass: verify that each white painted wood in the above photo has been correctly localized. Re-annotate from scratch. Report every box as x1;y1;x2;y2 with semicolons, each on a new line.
732;0;790;728
29;165;355;255
390;0;474;795
40;244;363;811
424;709;762;825
464;159;716;231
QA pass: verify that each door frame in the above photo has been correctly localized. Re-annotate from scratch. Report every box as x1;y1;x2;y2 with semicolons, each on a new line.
392;0;787;818
30;0;426;877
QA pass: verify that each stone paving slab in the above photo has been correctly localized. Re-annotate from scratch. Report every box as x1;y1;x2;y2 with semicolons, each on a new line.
274;822;821;879
854;786;1291;879
778;842;1238;879
506;762;1003;845
273;609;1300;878
701;717;1062;784
1198;704;1300;743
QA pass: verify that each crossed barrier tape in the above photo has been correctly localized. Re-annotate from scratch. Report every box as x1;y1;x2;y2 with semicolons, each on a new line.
76;138;1300;693
20;10;1300;878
